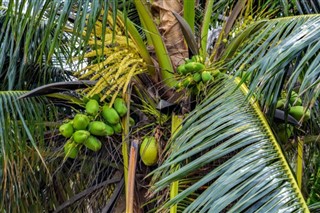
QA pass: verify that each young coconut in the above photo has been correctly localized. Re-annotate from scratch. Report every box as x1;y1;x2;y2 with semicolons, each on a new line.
277;124;294;143
73;114;90;130
140;136;158;166
86;99;100;116
182;76;194;88
184;62;205;73
129;117;136;127
84;136;102;152
289;91;302;106
193;72;202;83
201;71;213;83
64;141;79;159
102;105;120;124
59;122;74;138
114;98;127;117
111;123;122;134
73;130;90;144
289;106;310;122
88;121;114;136
177;64;187;75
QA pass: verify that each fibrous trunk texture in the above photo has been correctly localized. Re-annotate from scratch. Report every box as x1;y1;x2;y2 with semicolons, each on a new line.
152;0;188;69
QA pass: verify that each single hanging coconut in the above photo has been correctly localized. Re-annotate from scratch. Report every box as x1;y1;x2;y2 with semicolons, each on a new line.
129;117;136;127
140;136;158;166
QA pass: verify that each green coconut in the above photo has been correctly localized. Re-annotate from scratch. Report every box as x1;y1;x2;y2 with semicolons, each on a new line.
276;99;286;109
86;99;100;116
191;55;204;63
193;72;202;83
177;64;186;75
73;114;90;130
88;121;114;136
102;105;120;124
84;136;102;152
289;106;310;122
184;62;205;73
111;123;122;134
73;130;90;144
129;117;136;127
277;124;293;143
59;122;74;138
289;92;302;106
201;71;213;83
211;69;221;77
140;136;158;166
182;76;194;88
64;141;79;159
174;81;184;90
114;98;127;117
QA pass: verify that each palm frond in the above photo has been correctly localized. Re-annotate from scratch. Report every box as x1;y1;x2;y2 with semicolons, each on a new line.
151;76;309;212
0;1;72;90
0;91;58;210
295;0;320;14
223;15;320;114
206;0;290;57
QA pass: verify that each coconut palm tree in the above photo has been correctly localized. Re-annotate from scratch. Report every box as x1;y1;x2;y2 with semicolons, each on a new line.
0;0;319;212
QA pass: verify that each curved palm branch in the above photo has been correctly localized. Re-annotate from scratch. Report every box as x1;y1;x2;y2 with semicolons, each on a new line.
0;91;58;210
0;2;72;90
295;0;320;14
151;76;309;212
222;15;320;114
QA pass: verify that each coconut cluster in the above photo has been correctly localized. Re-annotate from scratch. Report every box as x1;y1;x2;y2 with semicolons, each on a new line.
175;55;220;90
275;91;310;142
59;96;132;159
276;91;310;121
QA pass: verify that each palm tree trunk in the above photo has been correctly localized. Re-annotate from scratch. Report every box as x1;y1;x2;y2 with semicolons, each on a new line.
152;0;188;69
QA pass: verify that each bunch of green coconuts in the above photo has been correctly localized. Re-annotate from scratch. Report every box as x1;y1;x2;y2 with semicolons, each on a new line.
59;95;132;159
175;55;220;90
276;91;311;142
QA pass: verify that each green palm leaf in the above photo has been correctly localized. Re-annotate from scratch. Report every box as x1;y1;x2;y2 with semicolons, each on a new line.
0;91;58;210
151;76;309;212
0;2;71;90
295;0;320;14
223;15;320;112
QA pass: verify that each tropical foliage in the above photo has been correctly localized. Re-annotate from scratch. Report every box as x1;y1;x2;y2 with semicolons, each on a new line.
0;0;319;212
